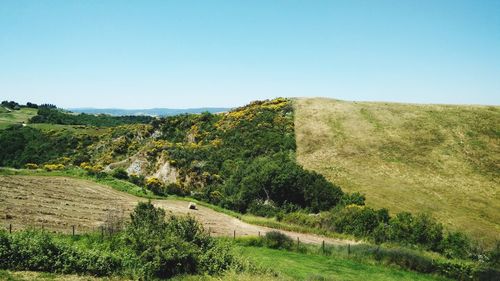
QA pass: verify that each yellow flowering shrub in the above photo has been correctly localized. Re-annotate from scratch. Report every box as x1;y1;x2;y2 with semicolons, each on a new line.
80;162;103;174
25;163;39;170
146;177;162;188
43;164;65;171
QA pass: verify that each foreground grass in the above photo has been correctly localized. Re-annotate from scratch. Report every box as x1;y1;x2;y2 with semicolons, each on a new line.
237;246;450;281
295;98;500;247
0;270;285;281
0;243;452;281
173;272;288;281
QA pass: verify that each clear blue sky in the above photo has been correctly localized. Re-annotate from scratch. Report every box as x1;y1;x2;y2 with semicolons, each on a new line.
1;0;499;108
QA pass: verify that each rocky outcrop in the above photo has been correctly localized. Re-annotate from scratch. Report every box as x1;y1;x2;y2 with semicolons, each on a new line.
152;155;178;184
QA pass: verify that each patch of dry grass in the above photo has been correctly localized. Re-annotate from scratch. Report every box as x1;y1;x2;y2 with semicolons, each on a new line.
295;98;499;247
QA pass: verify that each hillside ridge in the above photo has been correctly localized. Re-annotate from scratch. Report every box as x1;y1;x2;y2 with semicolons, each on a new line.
294;97;500;246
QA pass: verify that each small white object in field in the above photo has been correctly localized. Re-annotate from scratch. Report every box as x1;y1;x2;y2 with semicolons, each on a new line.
22;123;27;127
188;202;197;210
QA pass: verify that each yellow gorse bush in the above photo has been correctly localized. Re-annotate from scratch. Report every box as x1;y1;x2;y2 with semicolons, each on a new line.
43;164;65;171
25;163;39;169
145;177;162;188
80;162;103;173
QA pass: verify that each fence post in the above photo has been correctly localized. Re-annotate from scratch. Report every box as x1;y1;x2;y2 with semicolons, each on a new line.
348;244;351;256
72;225;75;236
258;231;260;237
322;240;325;254
101;226;104;239
297;237;300;249
9;224;12;234
233;230;236;240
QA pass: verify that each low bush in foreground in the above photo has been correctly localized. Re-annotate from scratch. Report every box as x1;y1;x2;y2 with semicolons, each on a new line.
0;202;249;279
263;231;293;250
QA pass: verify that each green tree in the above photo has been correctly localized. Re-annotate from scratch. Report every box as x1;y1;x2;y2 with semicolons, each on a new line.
223;154;343;213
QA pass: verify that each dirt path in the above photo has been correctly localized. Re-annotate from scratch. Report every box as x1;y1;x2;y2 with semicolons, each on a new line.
152;200;355;245
0;175;355;245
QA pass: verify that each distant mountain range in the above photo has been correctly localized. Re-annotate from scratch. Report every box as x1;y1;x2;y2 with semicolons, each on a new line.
67;107;231;116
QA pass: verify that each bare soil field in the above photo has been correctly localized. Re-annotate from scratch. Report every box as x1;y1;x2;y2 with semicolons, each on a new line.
0;175;352;245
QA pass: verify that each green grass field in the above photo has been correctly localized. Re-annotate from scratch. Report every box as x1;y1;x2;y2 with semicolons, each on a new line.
0;245;451;281
0;107;37;129
0;107;105;137
237;246;449;281
294;98;500;247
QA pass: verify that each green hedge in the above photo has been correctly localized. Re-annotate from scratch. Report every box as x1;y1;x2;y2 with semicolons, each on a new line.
0;202;249;279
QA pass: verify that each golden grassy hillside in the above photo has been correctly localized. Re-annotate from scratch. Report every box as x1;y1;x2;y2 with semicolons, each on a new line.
295;98;499;246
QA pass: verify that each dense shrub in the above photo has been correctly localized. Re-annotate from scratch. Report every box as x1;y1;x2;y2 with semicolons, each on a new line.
264;231;293;250
281;205;467;259
332;205;380;237
247;199;279;218
125;202;242;279
145;177;164;195
341;192;366;206
129;173;145;187
0;126;88;168
475;267;500;281
486;242;500;268
376;247;435;273
410;213;443;251
0;202;245;279
223;154;343;213
166;182;188;196
387;212;414;243
384;212;444;251
366;245;498;280
282;212;322;229
440;231;472;259
111;168;129;180
0;230;120;276
198;240;239;274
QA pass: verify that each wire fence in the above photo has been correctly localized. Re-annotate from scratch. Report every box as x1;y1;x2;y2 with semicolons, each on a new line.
3;222;353;256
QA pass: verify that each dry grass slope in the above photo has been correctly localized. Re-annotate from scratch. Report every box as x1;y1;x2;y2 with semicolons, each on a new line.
295;98;499;246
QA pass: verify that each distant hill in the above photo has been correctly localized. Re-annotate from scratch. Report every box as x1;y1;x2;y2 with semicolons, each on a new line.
0;107;37;129
294;98;500;246
67;107;231;116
